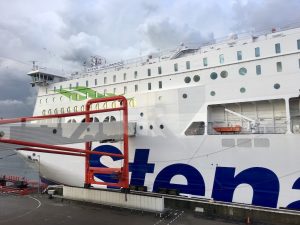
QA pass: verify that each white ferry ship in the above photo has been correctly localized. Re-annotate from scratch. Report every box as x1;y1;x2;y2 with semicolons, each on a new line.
2;25;300;210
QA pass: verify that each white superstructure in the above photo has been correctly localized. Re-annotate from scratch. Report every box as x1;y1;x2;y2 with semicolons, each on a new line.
19;25;300;210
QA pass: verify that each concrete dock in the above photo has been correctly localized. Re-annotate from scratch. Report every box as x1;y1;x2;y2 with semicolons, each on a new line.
0;194;236;225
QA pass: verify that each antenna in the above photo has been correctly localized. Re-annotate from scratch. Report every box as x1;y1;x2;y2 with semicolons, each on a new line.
30;60;38;71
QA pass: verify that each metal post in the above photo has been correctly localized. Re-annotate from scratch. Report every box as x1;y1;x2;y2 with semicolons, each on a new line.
38;155;40;194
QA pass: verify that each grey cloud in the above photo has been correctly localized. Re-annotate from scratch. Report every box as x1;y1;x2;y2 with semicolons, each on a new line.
232;0;300;32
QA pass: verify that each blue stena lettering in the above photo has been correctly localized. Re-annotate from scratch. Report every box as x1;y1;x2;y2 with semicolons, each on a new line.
129;149;155;186
287;177;300;210
212;167;279;208
153;163;205;196
90;145;123;188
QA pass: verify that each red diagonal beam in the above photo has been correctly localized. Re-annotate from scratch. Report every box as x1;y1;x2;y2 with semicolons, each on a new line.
0;138;124;158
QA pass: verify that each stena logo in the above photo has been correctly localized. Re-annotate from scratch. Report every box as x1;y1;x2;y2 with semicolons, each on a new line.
90;145;300;210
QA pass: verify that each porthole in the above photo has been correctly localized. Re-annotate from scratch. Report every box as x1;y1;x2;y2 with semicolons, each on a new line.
274;83;280;89
239;67;247;75
193;75;200;82
182;93;187;99
140;112;144;117
220;71;228;78
240;87;246;93
53;129;57;134
149;125;153;130
210;91;216;96
184;76;191;83
160;124;164;129
139;125;143;130
210;72;218;80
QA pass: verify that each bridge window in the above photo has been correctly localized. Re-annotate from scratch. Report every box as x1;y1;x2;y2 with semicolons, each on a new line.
276;62;282;72
237;51;242;60
255;47;260;57
275;43;281;54
203;57;208;67
158;66;162;74
219;54;224;64
256;65;261;75
186;61;190;70
174;63;178;72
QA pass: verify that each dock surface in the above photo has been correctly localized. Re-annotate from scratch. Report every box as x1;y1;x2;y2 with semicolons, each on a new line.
0;194;236;225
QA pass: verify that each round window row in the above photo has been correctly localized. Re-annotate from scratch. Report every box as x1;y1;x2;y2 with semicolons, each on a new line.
210;83;281;96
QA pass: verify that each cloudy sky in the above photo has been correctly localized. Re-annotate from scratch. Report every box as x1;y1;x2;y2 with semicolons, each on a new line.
0;0;300;118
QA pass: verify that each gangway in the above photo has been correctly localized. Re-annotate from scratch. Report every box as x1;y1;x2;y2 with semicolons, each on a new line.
0;96;130;189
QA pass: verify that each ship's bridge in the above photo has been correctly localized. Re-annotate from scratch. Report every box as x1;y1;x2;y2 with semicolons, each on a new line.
27;70;66;87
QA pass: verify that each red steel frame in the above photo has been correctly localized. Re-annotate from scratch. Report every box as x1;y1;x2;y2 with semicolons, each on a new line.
0;96;129;189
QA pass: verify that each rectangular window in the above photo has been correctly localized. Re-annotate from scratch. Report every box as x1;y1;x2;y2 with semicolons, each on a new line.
299;59;300;68
219;54;224;64
255;47;260;57
147;69;151;76
256;65;261;75
113;88;116;94
158;66;162;74
237;51;242;60
148;82;151;90
134;71;138;79
94;79;97;86
104;77;107;84
159;81;162;89
104;89;107;96
124;86;127;94
275;43;281;54
186;61;190;70
174;63;178;72
276;62;282;72
76;82;79;88
113;75;116;82
203;57;208;67
123;73;126;81
69;84;72;90
86;80;88;87
135;84;138;92
297;39;300;50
